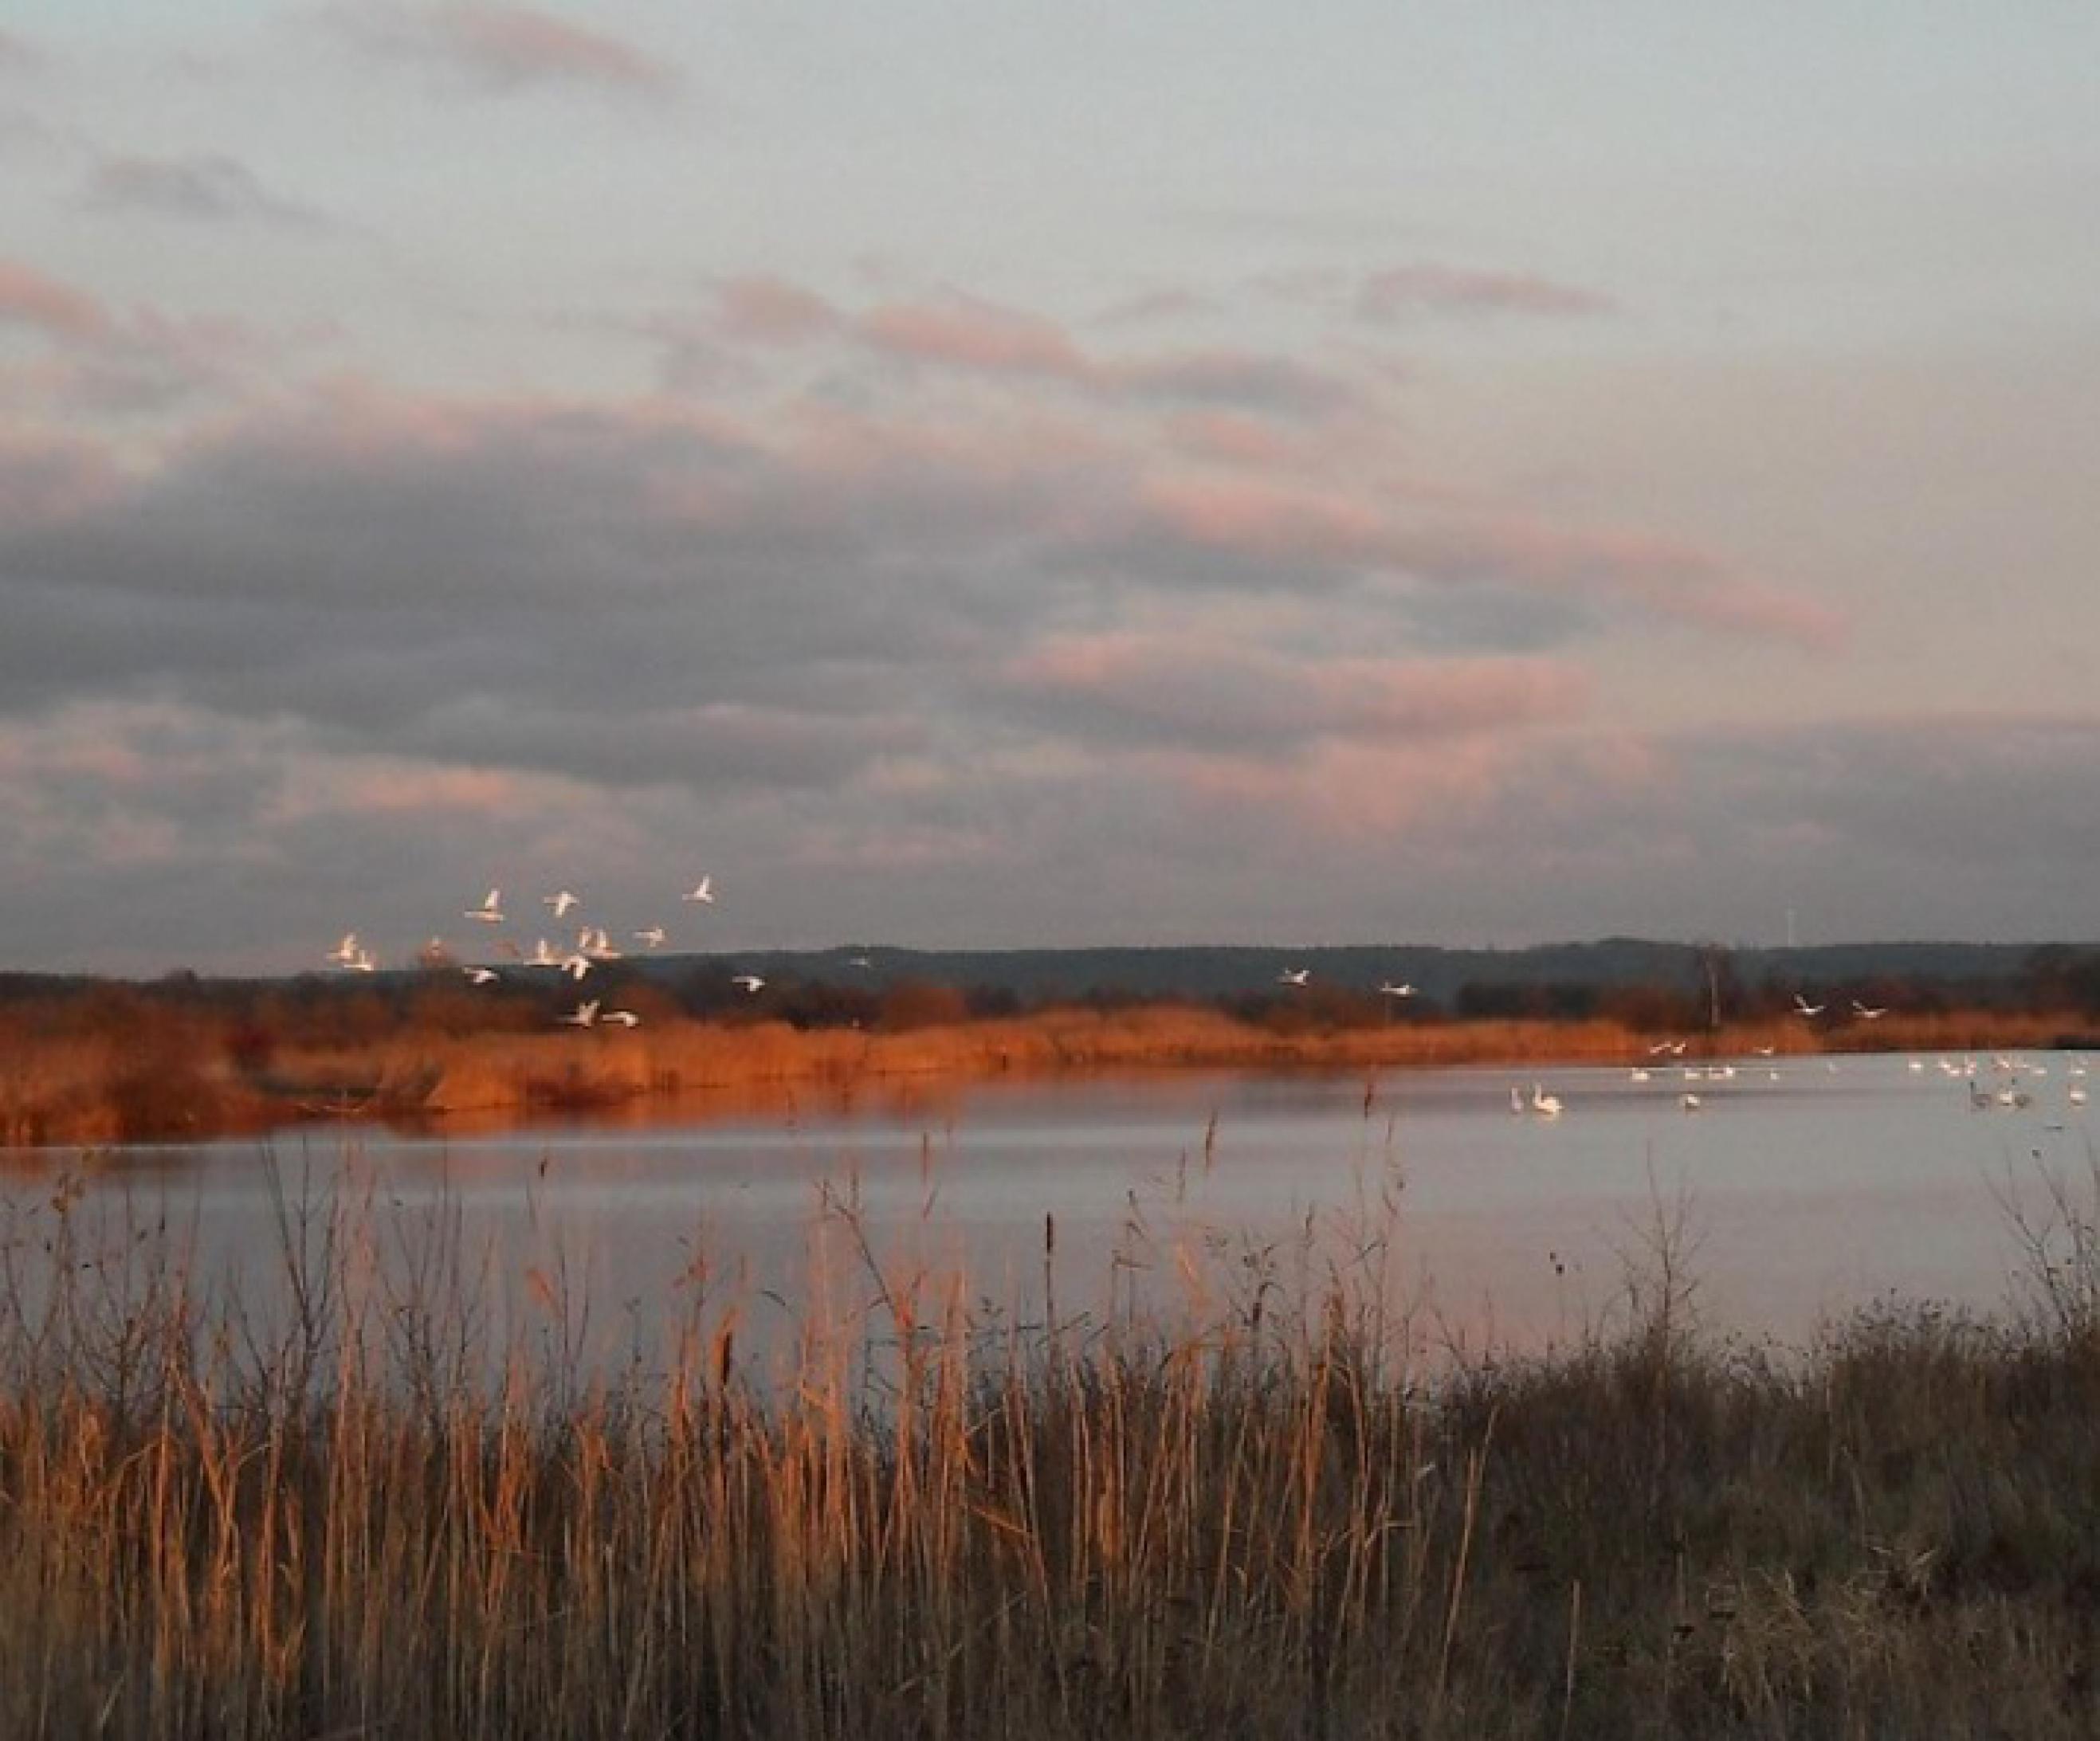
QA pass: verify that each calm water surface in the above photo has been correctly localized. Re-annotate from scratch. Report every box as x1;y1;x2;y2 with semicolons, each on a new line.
6;1053;2094;1365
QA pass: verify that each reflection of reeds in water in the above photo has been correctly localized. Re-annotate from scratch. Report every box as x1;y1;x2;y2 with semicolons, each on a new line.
4;1159;2100;1737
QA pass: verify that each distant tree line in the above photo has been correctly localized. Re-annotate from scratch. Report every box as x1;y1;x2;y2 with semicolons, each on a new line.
6;942;2100;1052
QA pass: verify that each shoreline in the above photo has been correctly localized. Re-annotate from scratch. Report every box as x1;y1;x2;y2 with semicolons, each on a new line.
4;1001;2088;1151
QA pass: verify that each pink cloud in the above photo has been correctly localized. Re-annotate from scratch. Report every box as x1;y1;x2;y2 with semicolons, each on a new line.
1130;474;1846;651
325;2;677;98
1395;518;1850;650
0;431;120;522
0;257;112;343
1164;412;1305;469
1356;264;1615;322
1138;476;1388;565
333;764;534;816
716;275;840;344
858;295;1093;382
1004;632;1588;750
1150;723;1678;846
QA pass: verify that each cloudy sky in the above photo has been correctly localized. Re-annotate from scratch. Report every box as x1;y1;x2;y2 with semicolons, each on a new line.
3;2;2098;975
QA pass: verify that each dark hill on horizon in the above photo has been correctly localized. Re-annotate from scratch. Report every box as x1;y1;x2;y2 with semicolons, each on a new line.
638;938;2085;1006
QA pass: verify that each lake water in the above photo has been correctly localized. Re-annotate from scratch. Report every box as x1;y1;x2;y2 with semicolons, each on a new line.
6;1051;2094;1373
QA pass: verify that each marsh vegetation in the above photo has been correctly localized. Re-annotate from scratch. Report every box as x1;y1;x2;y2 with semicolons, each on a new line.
2;964;2086;1147
4;1161;2100;1738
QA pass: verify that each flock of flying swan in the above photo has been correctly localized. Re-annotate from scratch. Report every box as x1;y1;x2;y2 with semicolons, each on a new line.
326;873;758;1030
1274;967;1418;998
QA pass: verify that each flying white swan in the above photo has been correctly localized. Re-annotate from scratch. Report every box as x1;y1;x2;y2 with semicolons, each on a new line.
465;888;504;924
1529;1083;1563;1118
1792;994;1825;1018
327;931;362;967
1378;982;1417;998
682;876;715;904
732;974;765;994
1278;967;1311;987
601;1010;642;1028
463;967;498;986
543;890;580;918
558;999;600;1029
633;926;666;949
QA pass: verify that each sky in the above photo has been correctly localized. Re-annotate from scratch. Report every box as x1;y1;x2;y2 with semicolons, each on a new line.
3;2;2099;976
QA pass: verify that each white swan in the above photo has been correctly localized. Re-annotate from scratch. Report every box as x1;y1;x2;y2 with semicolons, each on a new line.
1529;1083;1563;1118
1278;967;1311;986
558;999;600;1029
682;876;715;904
732;974;765;993
465;888;504;924
543;890;580;918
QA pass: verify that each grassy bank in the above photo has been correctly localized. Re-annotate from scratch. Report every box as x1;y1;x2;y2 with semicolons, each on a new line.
3;1171;2100;1737
3;998;2085;1147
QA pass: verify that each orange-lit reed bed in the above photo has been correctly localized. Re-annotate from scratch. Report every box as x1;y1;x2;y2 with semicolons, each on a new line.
4;1163;2100;1737
6;1001;2088;1149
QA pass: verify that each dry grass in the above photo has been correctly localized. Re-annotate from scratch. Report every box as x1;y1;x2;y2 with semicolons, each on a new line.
3;1162;2100;1738
6;997;2088;1151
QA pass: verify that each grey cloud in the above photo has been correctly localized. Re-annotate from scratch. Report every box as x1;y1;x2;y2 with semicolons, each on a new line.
1;378;1760;802
1355;264;1616;323
0;401;995;808
0;367;1853;977
80;154;327;229
1115;351;1355;419
1089;288;1218;329
398;696;931;794
1390;584;1600;654
1700;717;2100;874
